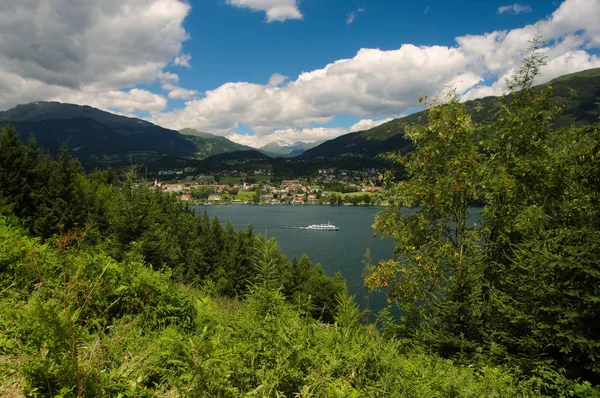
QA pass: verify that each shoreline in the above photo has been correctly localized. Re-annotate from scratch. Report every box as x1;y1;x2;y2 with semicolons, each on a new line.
187;202;388;207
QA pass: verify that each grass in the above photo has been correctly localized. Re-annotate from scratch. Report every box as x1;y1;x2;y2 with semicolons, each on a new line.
234;191;257;202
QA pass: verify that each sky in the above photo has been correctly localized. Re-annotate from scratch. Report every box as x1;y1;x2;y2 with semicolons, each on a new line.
1;0;599;148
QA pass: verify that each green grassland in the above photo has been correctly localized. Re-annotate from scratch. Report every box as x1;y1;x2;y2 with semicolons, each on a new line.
234;191;257;202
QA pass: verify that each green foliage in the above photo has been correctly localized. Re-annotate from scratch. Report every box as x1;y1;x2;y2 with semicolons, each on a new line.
367;92;486;361
367;36;600;394
0;130;346;319
0;217;536;397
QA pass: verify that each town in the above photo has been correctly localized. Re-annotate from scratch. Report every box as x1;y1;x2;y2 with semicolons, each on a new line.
151;167;385;205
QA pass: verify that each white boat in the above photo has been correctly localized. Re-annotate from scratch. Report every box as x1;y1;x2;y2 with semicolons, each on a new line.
306;222;338;231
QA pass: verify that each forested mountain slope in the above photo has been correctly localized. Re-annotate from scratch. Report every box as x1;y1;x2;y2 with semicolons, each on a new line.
0;101;198;166
179;127;254;158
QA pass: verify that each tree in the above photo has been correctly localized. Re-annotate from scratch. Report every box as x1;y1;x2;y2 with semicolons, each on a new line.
0;126;27;216
478;37;600;382
365;35;600;387
191;187;214;200
365;92;485;357
366;92;481;303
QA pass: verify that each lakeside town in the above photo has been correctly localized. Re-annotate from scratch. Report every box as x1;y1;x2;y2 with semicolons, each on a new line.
151;167;385;205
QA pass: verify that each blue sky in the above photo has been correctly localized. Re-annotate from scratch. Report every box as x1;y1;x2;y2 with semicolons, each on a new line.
174;0;555;96
1;0;599;147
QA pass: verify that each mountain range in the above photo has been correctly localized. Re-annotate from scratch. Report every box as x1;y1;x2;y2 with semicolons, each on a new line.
0;101;196;166
0;68;598;171
259;140;324;157
300;67;600;159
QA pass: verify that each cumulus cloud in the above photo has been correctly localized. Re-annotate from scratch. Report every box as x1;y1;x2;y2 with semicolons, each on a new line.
173;53;192;67
497;3;532;15
153;44;481;134
158;71;198;100
346;8;365;25
152;0;600;146
0;0;190;113
350;118;395;132
166;86;198;100
57;88;168;114
158;71;180;85
227;118;395;148
268;73;288;87
226;0;303;22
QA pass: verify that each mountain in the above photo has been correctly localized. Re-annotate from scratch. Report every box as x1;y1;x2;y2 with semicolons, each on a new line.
179;128;253;159
301;68;600;160
0;101;197;166
259;140;324;156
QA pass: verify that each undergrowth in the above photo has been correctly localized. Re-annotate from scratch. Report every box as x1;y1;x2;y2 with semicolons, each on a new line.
0;215;559;397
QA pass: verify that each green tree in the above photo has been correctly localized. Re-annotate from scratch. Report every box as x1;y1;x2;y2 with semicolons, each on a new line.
365;91;487;360
0;126;27;217
478;38;600;383
191;187;214;200
366;92;482;306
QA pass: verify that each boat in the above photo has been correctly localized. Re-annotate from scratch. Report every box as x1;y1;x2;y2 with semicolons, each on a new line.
306;222;338;231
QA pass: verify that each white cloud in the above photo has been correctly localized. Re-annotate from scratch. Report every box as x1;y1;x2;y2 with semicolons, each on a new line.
268;73;288;87
57;88;168;114
173;53;192;67
0;0;191;114
424;6;431;15
153;0;600;146
497;3;532;15
153;44;480;134
227;128;344;148
346;8;365;25
226;0;303;22
166;86;198;100
159;72;198;100
158;71;180;85
227;118;395;148
350;118;395;132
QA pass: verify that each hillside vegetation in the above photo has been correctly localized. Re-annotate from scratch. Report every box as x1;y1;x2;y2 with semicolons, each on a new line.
0;126;541;397
179;128;254;159
0;102;196;166
366;44;600;396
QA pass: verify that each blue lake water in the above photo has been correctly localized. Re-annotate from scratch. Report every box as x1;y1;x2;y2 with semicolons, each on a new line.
193;204;395;314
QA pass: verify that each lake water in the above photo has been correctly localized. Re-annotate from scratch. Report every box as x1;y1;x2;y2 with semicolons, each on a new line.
192;204;394;314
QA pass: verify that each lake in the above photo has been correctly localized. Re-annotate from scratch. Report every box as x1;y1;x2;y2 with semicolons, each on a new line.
192;204;394;314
